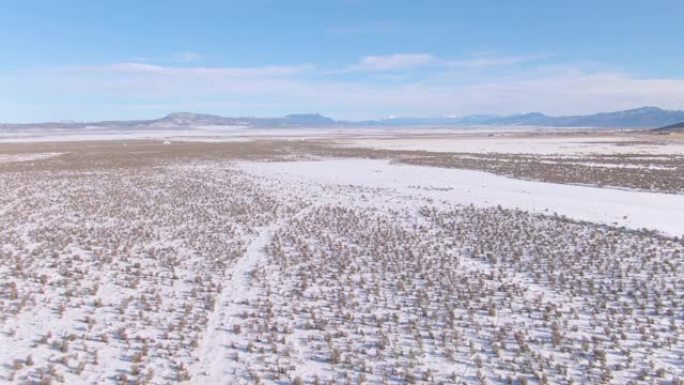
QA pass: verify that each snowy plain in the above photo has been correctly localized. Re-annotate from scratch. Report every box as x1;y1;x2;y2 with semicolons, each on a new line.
0;125;589;143
0;152;65;163
239;158;684;237
1;133;682;385
338;135;684;155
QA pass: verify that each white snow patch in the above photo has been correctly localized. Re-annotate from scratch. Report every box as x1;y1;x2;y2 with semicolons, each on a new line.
190;226;272;383
0;153;65;163
341;136;684;155
240;158;684;236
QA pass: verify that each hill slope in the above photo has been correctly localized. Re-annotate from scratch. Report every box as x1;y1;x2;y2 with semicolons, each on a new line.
652;121;684;133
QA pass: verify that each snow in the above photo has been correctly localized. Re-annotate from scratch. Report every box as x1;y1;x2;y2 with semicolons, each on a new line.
0;127;250;143
0;125;581;143
190;226;272;384
0;152;65;163
1;147;682;384
240;158;684;236
340;135;684;155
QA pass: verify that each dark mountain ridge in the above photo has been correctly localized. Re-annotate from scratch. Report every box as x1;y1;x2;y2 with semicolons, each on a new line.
652;121;684;133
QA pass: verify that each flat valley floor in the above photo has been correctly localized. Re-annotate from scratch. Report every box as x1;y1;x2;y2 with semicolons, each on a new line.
1;132;683;385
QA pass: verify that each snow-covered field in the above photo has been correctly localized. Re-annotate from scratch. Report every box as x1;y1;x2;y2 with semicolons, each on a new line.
0;126;527;143
0;152;64;163
240;158;684;236
0;127;253;143
0;140;682;385
340;135;684;155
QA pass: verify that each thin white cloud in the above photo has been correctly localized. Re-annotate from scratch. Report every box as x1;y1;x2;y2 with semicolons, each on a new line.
127;51;205;64
442;54;548;69
270;72;684;118
325;21;398;36
172;51;203;63
456;72;684;115
342;53;545;74
4;62;315;101
2;57;684;120
347;54;435;72
102;62;312;77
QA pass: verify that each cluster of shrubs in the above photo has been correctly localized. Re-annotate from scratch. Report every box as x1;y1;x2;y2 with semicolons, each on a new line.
232;202;682;384
0;164;300;384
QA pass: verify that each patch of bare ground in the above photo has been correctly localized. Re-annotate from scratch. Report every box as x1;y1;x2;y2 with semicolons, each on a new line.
0;140;321;172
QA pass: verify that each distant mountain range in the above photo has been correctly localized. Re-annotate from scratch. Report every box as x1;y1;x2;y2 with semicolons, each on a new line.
368;107;684;128
0;112;337;130
2;107;684;130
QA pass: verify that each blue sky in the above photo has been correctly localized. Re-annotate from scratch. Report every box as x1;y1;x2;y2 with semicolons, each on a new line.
1;0;683;122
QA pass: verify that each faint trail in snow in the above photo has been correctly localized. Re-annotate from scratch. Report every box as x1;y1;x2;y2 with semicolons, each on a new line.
190;225;274;384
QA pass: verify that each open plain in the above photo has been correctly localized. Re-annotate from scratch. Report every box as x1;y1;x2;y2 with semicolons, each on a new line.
1;131;683;385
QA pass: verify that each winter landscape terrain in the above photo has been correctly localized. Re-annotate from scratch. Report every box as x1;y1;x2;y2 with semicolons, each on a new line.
4;0;684;383
0;129;683;385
